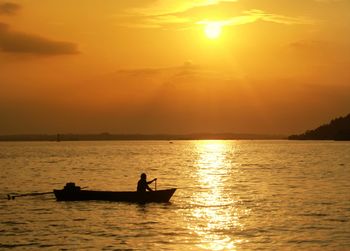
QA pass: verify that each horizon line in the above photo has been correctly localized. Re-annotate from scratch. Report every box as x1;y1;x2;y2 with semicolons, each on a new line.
0;132;288;141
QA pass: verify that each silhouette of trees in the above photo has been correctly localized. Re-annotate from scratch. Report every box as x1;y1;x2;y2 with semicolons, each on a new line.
289;114;350;140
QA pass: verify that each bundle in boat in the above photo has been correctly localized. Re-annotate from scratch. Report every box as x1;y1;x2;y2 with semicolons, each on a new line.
54;183;176;203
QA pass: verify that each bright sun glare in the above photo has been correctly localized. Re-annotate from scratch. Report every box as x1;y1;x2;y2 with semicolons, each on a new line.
204;23;222;39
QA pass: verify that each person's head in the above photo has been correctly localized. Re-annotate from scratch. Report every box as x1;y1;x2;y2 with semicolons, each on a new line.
141;173;147;180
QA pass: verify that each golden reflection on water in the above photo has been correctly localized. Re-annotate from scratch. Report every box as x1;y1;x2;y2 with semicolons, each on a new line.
190;140;243;250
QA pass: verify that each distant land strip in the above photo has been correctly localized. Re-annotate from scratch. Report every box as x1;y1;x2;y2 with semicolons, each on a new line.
289;113;350;141
0;133;286;141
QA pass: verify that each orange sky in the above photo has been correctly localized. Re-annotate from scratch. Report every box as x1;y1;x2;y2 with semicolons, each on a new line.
0;0;349;134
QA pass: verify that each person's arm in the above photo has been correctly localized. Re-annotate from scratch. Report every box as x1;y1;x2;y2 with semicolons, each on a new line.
146;184;153;191
147;178;157;185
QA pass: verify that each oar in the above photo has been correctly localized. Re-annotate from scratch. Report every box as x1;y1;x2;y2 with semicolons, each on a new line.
155;179;157;191
7;191;53;200
7;186;88;200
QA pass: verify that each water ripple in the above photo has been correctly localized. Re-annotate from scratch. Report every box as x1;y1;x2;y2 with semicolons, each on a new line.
0;140;349;250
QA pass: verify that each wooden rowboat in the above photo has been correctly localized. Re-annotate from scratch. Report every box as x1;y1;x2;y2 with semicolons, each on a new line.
53;183;176;203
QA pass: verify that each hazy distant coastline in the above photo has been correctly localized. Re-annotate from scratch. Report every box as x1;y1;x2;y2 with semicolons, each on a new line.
0;133;285;141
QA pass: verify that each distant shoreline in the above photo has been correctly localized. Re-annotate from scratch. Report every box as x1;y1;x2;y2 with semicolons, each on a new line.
288;113;350;141
0;133;286;142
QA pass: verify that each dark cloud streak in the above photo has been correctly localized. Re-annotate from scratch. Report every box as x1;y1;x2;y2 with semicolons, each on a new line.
0;2;20;15
0;22;79;55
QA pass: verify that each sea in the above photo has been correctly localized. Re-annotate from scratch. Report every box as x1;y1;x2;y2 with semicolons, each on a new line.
0;140;349;250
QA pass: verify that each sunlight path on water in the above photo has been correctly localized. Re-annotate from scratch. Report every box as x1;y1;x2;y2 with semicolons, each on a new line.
189;141;247;250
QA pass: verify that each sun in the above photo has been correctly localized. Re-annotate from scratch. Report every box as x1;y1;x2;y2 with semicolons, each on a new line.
204;23;222;39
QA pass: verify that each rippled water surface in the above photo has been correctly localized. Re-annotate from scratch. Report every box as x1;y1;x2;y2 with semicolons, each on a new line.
0;140;350;250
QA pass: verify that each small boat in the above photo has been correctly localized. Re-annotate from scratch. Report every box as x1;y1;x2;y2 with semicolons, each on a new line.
53;183;176;203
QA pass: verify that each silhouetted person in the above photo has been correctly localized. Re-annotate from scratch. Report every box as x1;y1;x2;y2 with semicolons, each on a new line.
137;173;157;192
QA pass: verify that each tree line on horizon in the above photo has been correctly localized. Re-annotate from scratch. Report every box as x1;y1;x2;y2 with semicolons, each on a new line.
289;113;350;140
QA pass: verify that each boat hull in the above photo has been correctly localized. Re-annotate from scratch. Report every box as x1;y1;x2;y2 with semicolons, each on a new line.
53;188;176;203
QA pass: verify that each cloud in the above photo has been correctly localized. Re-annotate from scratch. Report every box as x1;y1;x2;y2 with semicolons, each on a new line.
130;0;238;16
115;1;312;30
250;10;313;25
115;61;199;77
110;61;226;85
290;39;329;50
0;1;20;15
197;9;312;29
0;22;79;55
